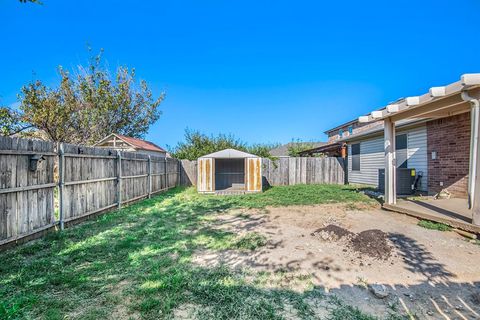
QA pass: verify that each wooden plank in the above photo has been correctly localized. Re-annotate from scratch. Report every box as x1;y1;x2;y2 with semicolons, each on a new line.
148;156;152;198
117;151;122;208
58;143;65;229
16;139;28;235
0;183;57;194
165;158;169;191
0;150;57;156
288;157;295;185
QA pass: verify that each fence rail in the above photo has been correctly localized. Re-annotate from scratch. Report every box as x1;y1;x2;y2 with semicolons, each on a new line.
0;136;180;247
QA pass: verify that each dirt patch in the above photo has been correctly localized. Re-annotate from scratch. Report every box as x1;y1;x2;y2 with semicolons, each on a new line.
312;225;392;260
193;204;480;319
108;279;140;320
311;224;354;241
349;229;392;260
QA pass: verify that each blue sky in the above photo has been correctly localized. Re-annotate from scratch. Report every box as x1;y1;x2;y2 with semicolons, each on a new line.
1;0;480;149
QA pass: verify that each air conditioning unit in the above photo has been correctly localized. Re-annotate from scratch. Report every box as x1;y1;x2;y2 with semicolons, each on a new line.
378;168;416;195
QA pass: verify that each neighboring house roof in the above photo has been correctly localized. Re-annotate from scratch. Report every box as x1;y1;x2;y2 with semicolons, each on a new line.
300;119;427;155
94;133;167;153
269;142;326;157
298;142;343;155
199;148;259;159
338;118;429;143
324;103;404;135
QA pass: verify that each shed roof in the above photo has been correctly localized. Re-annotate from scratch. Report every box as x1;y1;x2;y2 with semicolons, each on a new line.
199;148;259;159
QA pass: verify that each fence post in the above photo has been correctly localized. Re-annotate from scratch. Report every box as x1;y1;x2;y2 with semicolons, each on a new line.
148;155;152;198
58;143;65;230
165;157;169;190
117;150;122;209
177;159;181;187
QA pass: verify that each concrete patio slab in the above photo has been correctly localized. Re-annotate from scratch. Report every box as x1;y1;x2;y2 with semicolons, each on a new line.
383;198;480;234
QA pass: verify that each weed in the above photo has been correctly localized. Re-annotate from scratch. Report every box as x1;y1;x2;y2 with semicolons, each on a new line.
233;233;267;251
418;220;452;231
327;296;377;320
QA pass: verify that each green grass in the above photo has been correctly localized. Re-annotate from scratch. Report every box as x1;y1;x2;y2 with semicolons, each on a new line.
328;296;377;320
417;220;452;231
0;185;383;319
233;232;268;251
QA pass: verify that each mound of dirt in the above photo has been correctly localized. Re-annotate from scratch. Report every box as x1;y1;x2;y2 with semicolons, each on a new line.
311;225;354;241
349;229;392;260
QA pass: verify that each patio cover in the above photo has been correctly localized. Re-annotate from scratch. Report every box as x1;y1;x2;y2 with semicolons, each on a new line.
358;73;480;225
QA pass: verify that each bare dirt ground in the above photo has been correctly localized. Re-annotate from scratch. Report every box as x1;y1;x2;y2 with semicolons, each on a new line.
193;204;480;319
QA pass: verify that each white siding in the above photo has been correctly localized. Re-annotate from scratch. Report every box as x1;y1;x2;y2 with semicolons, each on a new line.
347;125;428;191
407;126;428;191
348;137;384;186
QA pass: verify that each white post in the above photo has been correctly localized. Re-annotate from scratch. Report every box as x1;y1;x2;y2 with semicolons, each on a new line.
384;118;396;205
473;153;480;225
468;103;480;209
471;107;480;225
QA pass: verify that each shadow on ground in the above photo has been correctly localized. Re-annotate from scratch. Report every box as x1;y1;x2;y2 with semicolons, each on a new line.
0;187;479;320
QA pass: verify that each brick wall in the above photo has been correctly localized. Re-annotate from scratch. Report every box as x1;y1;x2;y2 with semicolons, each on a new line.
327;120;383;142
427;112;470;198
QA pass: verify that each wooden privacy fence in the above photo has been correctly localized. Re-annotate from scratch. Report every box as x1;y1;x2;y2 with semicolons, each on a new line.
0;137;56;246
262;157;345;186
178;157;345;187
0;136;180;247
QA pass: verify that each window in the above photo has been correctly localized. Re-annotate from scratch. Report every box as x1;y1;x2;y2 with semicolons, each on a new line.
348;125;353;134
339;129;344;137
395;134;408;168
351;143;360;171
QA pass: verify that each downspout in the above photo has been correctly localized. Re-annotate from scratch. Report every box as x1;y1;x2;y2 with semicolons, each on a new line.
462;91;480;209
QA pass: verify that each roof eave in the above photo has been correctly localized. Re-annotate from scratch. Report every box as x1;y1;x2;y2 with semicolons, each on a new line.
358;74;480;124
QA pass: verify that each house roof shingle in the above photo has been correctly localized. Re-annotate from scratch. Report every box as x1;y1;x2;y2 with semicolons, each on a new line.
269;142;326;157
114;134;166;153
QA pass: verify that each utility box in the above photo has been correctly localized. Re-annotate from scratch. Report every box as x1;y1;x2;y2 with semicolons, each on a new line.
378;168;416;195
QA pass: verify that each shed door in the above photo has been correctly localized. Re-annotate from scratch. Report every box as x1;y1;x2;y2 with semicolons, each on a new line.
215;159;245;190
246;158;262;192
197;158;214;192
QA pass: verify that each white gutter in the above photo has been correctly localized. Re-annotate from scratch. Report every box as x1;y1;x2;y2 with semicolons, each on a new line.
462;90;480;209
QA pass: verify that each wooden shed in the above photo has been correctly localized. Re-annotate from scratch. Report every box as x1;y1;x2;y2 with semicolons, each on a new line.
197;148;262;194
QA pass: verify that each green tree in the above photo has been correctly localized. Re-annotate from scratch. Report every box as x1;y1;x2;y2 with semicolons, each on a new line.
0;106;31;136
8;50;165;144
287;139;316;157
170;129;278;160
248;143;279;159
